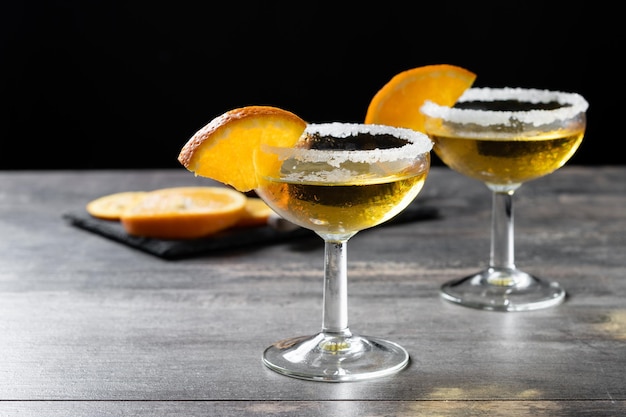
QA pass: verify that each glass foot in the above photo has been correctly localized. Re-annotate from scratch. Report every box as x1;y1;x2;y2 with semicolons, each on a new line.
440;267;566;312
262;332;409;382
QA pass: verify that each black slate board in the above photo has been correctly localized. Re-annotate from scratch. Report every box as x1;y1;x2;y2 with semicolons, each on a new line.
63;203;439;260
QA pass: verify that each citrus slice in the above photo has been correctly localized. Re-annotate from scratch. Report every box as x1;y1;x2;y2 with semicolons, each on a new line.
365;64;476;132
234;197;275;228
86;191;148;220
120;186;247;239
178;106;308;192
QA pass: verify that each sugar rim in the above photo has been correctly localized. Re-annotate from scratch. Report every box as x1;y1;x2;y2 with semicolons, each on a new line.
262;122;433;166
420;87;589;126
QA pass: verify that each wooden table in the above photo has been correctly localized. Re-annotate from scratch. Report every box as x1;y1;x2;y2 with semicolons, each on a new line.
1;167;624;416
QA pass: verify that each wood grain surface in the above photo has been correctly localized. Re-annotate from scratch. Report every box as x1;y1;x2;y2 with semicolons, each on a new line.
0;167;624;416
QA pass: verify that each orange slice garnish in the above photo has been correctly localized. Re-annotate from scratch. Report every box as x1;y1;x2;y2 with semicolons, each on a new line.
119;186;247;239
178;106;308;192
365;64;476;132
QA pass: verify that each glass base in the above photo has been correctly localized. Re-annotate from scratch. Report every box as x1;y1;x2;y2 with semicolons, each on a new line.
262;332;409;382
440;267;566;312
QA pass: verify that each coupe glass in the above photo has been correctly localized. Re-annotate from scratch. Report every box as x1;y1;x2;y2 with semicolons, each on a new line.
421;87;588;311
254;122;433;381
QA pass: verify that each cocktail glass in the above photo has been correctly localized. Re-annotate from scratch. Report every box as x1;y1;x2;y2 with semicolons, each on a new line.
254;122;433;381
421;87;588;311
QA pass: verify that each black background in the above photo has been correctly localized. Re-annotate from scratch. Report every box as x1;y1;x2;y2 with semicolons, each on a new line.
1;1;620;169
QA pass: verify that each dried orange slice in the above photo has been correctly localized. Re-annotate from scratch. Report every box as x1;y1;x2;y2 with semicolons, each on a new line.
365;64;476;132
86;191;148;220
178;106;308;192
120;186;247;239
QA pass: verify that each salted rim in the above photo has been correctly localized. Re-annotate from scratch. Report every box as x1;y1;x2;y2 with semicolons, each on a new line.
262;122;433;167
420;87;589;126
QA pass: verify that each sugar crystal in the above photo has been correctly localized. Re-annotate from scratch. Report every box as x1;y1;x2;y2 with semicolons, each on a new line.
421;87;589;127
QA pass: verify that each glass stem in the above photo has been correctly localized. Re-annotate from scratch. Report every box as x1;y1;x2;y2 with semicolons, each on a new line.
490;190;516;270
321;240;351;336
